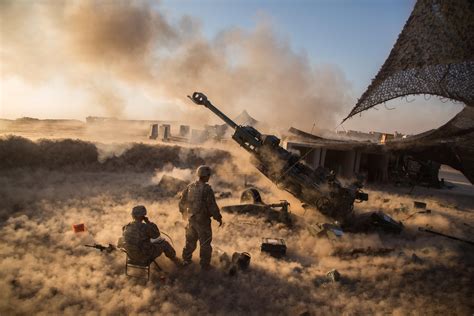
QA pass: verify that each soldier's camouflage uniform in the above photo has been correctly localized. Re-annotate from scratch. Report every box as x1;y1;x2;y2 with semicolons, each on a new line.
121;221;177;264
179;180;222;267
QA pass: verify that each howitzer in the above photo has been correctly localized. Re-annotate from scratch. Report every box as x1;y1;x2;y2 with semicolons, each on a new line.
84;243;116;253
188;92;368;223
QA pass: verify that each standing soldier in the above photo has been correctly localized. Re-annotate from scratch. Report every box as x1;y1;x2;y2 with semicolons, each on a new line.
179;165;223;270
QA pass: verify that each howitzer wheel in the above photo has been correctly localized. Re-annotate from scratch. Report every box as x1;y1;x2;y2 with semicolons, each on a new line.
240;188;263;204
315;197;332;215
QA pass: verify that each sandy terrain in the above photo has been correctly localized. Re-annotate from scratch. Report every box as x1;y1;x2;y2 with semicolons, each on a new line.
0;133;473;315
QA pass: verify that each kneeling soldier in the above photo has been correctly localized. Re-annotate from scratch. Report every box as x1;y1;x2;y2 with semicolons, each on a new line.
120;205;181;266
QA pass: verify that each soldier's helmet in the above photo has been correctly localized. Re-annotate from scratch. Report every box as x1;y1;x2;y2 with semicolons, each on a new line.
132;205;147;218
197;165;212;177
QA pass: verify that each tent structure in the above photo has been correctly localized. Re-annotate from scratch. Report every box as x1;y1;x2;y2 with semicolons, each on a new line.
340;0;473;183
234;110;259;127
343;0;474;122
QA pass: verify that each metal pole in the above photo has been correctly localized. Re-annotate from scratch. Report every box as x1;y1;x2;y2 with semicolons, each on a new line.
418;227;474;246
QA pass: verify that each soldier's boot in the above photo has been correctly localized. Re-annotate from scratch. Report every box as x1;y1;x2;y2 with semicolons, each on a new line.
182;244;196;266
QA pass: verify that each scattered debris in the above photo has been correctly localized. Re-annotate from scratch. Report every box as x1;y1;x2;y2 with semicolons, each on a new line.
413;201;427;209
261;238;287;258
229;252;251;276
307;222;343;239
418;227;474;246
313;269;342;286
326;269;341;282
344;211;404;234
232;252;251;270
72;223;86;233
215;248;231;267
214;249;251;276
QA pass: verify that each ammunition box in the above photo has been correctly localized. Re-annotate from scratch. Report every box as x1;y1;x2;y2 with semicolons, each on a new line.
261;238;286;258
413;201;427;209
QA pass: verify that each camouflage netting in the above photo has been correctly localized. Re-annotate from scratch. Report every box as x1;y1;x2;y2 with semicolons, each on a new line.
344;0;474;122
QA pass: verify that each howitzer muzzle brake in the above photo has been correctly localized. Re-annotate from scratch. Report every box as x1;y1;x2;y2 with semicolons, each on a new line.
188;92;208;105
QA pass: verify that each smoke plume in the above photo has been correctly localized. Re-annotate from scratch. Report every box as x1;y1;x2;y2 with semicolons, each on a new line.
1;0;351;128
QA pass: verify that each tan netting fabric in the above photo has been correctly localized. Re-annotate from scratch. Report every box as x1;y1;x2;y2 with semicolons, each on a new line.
343;0;474;122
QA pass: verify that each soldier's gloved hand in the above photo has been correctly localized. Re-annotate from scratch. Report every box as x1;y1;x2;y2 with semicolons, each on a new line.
217;218;223;227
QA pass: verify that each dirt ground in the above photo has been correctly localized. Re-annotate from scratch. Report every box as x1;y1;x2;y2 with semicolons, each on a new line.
0;135;473;315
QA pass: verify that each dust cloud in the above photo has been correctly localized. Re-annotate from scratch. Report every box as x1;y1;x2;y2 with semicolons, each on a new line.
1;0;351;129
0;137;473;315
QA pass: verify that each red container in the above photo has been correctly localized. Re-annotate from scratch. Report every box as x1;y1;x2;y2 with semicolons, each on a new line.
72;223;86;233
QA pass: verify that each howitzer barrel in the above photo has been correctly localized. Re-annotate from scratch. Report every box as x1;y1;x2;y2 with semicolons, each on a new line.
188;92;238;129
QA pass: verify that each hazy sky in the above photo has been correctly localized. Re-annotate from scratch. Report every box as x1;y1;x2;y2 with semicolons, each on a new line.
161;0;410;94
0;0;464;134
